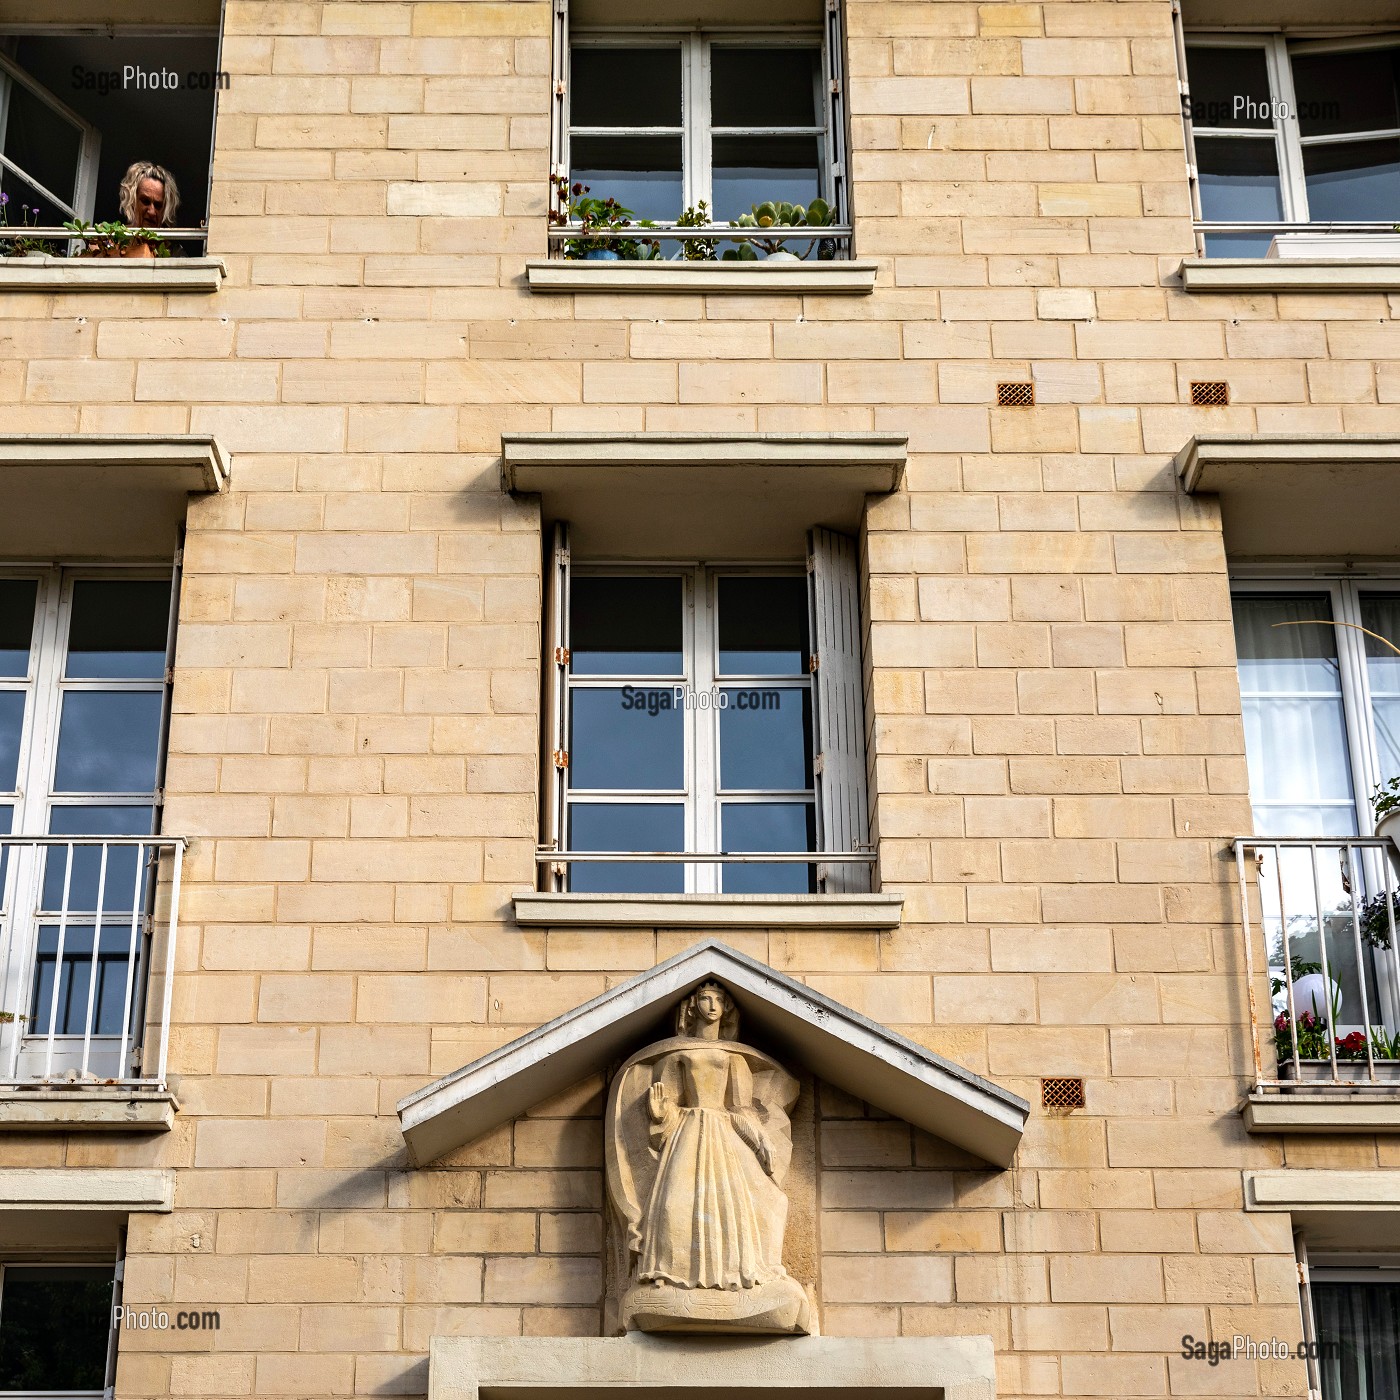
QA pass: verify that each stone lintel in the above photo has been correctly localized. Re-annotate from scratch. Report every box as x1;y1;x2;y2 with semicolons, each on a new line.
429;1335;996;1400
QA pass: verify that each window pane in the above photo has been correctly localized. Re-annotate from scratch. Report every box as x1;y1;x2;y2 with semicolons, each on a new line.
43;805;155;912
1292;46;1400;138
570;47;682;127
67;579;170;679
0;580;37;677
1304;137;1400;222
567;802;684;893
719;687;812;791
1362;594;1400;786
721;802;815;894
569;136;683;222
31;923;140;1036
1312;1280;1400;1400
0;1265;111;1392
718;577;810;675
1234;594;1356;836
571;577;683;675
1204;231;1276;258
569;687;683;790
54;691;163;794
711;48;819;127
0;78;83;215
1196;135;1284;222
1184;46;1274;130
711;134;821;222
0;692;25;793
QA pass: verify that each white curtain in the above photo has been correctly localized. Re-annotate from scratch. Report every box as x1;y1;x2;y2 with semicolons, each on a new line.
1314;1282;1400;1400
1362;594;1400;787
1234;593;1356;837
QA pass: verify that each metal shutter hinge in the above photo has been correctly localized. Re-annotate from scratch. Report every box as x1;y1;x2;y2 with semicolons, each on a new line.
810;654;820;672
813;753;825;775
553;749;569;770
554;646;570;665
556;545;570;566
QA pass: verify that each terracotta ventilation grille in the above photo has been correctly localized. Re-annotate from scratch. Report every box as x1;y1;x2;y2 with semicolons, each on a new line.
1190;380;1230;407
1041;1077;1085;1110
997;381;1035;407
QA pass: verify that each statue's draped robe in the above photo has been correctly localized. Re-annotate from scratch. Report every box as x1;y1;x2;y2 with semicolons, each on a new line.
637;1044;786;1290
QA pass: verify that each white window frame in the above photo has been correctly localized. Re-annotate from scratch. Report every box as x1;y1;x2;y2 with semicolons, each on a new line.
0;566;173;1083
563;560;817;895
550;4;850;250
1184;31;1400;243
1231;569;1400;838
0;47;100;223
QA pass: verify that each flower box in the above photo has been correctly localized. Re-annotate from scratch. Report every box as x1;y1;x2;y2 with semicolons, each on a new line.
1278;1058;1400;1089
1268;232;1400;260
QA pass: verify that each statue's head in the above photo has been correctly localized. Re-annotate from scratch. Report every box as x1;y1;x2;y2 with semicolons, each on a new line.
675;980;740;1040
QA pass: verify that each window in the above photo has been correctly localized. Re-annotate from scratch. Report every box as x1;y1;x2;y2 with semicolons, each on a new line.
551;4;849;258
1309;1260;1400;1400
541;528;869;895
0;1262;114;1396
1184;35;1400;256
0;28;222;252
1233;581;1400;837
1233;580;1400;1043
0;571;172;1081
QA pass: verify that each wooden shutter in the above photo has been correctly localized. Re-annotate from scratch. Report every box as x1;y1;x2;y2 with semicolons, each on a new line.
807;528;870;893
540;521;570;891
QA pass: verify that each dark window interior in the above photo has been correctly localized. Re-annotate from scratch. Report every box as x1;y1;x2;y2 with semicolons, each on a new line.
0;33;218;227
0;1265;111;1392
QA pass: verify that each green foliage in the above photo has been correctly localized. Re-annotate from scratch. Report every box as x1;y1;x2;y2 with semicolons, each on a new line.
1374;775;1400;822
550;176;659;260
724;197;834;259
62;219;171;258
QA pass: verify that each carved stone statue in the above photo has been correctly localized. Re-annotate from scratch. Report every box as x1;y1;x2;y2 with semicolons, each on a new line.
605;980;813;1335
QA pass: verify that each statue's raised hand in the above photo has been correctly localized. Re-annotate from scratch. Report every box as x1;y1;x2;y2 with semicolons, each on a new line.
648;1081;667;1122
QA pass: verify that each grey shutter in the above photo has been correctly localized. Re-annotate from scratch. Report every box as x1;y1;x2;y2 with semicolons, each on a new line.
540;521;570;891
807;527;870;893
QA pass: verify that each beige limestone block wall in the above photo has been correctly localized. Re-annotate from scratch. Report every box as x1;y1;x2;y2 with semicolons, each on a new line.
1;0;1398;1397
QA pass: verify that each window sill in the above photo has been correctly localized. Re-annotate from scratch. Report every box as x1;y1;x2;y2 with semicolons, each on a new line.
0;1087;176;1133
1244;1091;1400;1135
526;259;878;294
0;256;225;291
1179;257;1400;292
512;891;903;928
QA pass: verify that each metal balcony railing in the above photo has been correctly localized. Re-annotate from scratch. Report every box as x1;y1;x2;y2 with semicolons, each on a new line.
0;836;184;1090
1237;837;1400;1092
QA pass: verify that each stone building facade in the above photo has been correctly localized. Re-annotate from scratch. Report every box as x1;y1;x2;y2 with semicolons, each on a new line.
0;0;1398;1397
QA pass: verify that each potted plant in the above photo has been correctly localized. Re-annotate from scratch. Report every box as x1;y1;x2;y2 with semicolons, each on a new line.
672;202;717;261
1268;229;1400;260
63;219;168;260
1375;776;1400;875
1272;957;1400;1086
724;198;833;262
548;177;658;261
0;195;56;258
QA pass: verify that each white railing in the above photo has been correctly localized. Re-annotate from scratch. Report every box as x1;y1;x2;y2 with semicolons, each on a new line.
1238;837;1400;1092
0;836;184;1090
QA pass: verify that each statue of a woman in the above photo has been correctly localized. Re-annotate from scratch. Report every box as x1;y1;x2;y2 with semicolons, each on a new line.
606;981;813;1334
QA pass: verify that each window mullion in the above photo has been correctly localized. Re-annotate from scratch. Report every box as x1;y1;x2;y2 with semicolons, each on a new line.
691;566;719;893
1269;35;1309;221
690;34;712;212
1334;580;1383;834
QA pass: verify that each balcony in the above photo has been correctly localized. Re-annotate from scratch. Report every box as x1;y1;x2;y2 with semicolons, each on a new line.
0;835;183;1132
1237;836;1400;1133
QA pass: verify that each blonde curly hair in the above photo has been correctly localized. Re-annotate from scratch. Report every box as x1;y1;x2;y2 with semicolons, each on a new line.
118;161;180;227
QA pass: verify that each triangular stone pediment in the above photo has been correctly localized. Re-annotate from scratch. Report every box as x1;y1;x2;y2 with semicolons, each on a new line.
397;939;1028;1169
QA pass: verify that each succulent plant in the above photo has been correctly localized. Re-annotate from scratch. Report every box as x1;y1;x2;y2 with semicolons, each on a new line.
724;197;833;259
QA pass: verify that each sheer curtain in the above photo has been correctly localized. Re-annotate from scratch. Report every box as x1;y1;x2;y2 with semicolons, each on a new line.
1234;593;1357;838
1314;1281;1400;1400
1361;594;1400;790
